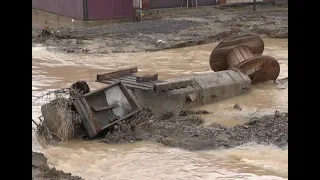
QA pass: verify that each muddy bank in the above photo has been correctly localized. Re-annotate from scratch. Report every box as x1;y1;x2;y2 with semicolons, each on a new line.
103;111;288;151
32;151;84;180
32;5;287;54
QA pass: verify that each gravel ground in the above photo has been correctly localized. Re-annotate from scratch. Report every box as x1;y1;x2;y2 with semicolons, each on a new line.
32;4;288;54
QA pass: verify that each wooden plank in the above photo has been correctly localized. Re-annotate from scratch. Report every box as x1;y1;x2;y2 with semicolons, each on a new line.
104;79;120;84
101;80;155;90
125;84;151;91
106;79;154;88
102;80;151;91
136;74;158;83
73;99;97;138
91;104;118;112
118;76;139;82
119;76;155;85
153;79;193;91
124;75;163;83
118;82;141;111
80;98;101;131
121;75;137;79
118;76;156;85
98;75;163;84
96;67;138;81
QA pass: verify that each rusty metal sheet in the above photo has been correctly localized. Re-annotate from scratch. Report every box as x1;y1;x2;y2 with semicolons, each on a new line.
32;0;84;20
107;79;153;89
73;98;98;138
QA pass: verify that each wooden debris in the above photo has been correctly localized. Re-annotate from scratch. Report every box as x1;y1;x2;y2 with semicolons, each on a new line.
96;67;138;81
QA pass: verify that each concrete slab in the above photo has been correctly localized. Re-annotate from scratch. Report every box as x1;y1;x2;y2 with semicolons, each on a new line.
129;70;251;116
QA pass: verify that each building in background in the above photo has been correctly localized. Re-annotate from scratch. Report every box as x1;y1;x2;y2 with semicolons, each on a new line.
32;0;274;21
219;0;265;5
32;0;133;21
147;0;271;9
148;0;215;9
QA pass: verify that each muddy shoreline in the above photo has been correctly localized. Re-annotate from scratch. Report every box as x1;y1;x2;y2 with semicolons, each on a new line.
32;111;288;179
32;5;287;54
103;111;288;151
32;151;83;180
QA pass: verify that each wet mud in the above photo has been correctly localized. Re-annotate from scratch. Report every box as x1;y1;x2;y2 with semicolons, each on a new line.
103;110;288;151
32;5;287;54
32;151;84;180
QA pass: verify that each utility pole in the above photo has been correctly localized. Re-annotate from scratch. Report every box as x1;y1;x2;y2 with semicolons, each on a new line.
139;0;142;22
253;0;256;11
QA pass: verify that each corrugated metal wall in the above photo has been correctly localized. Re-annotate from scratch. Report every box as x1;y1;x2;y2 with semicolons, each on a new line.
197;0;218;6
142;0;150;9
32;0;84;20
225;0;264;4
221;0;266;4
149;0;181;9
87;0;133;20
149;0;217;9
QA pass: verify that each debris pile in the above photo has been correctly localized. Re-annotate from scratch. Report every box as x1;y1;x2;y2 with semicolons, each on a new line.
32;88;84;144
103;110;288;151
32;81;141;142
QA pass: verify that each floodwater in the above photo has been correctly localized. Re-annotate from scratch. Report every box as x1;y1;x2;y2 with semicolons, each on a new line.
32;39;288;180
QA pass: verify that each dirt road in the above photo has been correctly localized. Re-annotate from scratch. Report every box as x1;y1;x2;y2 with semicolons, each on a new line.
32;5;288;54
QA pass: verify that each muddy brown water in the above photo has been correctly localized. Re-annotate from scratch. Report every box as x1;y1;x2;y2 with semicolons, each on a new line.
32;39;288;180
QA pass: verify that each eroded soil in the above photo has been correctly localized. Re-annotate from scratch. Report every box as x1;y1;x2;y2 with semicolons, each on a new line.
32;152;84;180
103;110;288;151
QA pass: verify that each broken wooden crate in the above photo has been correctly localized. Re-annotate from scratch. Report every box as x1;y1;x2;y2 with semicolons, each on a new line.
73;81;141;138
